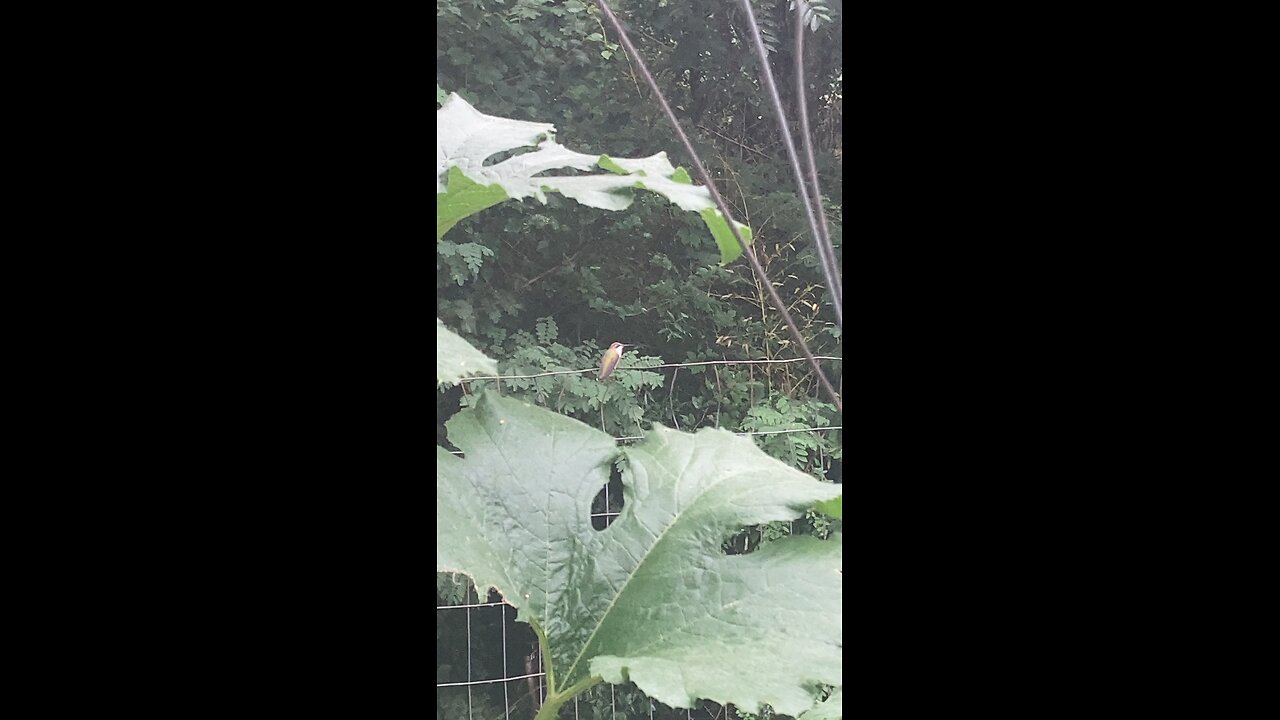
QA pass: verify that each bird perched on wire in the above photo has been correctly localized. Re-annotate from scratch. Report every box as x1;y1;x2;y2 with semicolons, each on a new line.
598;342;631;381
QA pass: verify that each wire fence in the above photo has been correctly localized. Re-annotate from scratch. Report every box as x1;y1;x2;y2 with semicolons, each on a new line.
436;509;817;719
456;355;843;384
445;355;842;456
436;512;819;718
442;424;841;458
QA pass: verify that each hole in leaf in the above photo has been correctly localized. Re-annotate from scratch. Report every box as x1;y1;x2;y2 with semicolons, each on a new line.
531;165;598;178
590;462;625;531
721;527;754;556
481;146;540;167
722;520;795;556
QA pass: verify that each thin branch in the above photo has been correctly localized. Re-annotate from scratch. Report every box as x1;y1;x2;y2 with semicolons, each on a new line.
523;249;583;288
695;123;771;159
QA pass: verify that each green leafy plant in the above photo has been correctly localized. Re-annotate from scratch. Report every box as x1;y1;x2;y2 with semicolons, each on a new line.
740;396;840;474
461;318;666;438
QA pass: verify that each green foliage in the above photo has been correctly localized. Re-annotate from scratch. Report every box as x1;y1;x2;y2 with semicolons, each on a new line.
438;239;496;285
790;0;837;31
436;572;475;606
740;396;840;476
574;682;654;719
461;325;666;438
438;392;841;717
437;688;508;720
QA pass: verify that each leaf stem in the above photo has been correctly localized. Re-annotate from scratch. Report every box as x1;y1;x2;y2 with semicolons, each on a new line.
527;617;605;720
533;675;604;720
530;620;555;691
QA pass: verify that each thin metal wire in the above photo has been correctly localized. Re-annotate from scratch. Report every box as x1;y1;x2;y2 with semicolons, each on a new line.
437;670;546;688
538;640;546;712
501;604;510;719
739;425;841;437
445;425;844;456
466;598;473;717
437;600;508;610
458;355;842;383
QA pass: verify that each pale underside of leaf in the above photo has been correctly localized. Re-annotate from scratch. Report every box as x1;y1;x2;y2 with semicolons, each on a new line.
436;92;556;195
435;93;750;264
436;318;498;387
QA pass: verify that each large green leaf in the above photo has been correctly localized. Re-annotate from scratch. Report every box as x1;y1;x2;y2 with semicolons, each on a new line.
437;391;842;716
436;318;497;387
436;93;752;263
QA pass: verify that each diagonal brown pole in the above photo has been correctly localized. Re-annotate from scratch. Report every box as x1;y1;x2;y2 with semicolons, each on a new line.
595;0;841;413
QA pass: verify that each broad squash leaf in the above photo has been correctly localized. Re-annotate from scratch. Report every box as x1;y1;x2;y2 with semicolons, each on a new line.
436;93;752;263
437;391;842;716
436;319;497;387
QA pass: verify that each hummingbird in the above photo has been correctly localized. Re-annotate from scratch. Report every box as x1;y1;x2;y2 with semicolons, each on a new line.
598;342;631;381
